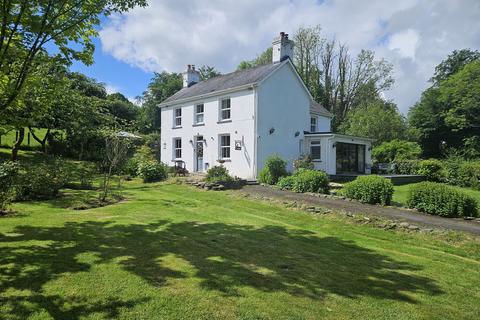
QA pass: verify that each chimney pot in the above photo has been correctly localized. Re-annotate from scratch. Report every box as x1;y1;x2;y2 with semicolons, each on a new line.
272;31;294;63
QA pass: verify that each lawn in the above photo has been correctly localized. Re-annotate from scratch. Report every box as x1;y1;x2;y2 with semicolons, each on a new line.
393;182;480;206
0;128;58;148
1;180;479;319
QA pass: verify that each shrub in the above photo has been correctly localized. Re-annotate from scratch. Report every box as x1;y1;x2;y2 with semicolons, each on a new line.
277;175;296;190
0;161;19;212
276;169;329;194
258;155;287;185
373;139;422;163
206;166;234;183
458;161;480;190
17;158;70;200
137;160;167;183
293;155;314;171
407;182;478;217
122;146;156;177
290;169;329;193
417;159;446;182
394;159;421;175
343;175;394;205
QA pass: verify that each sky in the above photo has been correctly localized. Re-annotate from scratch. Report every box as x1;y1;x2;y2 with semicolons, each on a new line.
72;0;480;113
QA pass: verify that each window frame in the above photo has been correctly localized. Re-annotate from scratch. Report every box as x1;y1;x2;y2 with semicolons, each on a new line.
310;116;317;132
310;140;321;161
173;138;182;159
194;103;205;125
219;134;231;159
174;107;182;127
219;98;231;121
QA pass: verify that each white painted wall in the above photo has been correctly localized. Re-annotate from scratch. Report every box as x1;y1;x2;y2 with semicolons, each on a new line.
311;114;331;132
160;89;256;179
256;62;311;173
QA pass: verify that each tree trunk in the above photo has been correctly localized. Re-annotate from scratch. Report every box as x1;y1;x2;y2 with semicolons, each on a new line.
11;128;25;161
29;127;50;154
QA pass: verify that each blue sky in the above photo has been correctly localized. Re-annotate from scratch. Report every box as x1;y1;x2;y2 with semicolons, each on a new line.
68;0;480;112
70;37;153;101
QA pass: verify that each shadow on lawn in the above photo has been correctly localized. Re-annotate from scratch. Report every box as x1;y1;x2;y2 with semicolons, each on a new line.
0;220;443;319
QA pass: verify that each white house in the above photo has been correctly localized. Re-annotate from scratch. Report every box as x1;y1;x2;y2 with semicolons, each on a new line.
159;32;373;180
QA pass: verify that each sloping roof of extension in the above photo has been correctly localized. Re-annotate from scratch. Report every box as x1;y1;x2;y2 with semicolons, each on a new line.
310;100;334;118
160;62;283;106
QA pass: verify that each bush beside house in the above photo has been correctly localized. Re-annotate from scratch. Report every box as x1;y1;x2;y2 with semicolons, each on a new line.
258;155;288;185
407;182;478;217
277;169;329;194
343;175;394;205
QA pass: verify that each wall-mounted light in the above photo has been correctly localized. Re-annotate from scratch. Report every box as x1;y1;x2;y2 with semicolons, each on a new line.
294;131;300;137
269;127;275;135
368;146;372;151
332;142;337;148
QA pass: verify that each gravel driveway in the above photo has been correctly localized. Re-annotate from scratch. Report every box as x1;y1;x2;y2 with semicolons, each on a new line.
239;184;480;235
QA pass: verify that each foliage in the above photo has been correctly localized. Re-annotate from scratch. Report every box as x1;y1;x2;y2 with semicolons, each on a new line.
431;49;480;85
198;65;221;80
339;101;407;146
444;157;480;190
99;135;130;202
206;166;234;183
277;169;329;194
0;0;147;114
372;139;421;163
394;160;421;175
237;48;273;70
293;154;314;171
417;159;446;182
137;160;167;183
258;155;288;185
409;58;480;158
343;175;394;205
16;158;70;200
0;161;19;212
407;182;478;217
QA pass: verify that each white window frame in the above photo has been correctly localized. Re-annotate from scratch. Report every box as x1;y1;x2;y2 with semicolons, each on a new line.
174;108;182;127
310;116;317;132
219;98;231;121
195;103;204;124
310;140;321;161
219;134;231;159
173;138;182;159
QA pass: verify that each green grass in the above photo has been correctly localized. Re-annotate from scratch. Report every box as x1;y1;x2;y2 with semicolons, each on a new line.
1;180;479;319
394;182;480;206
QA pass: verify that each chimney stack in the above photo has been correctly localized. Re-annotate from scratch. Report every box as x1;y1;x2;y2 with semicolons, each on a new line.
272;32;294;63
183;64;200;88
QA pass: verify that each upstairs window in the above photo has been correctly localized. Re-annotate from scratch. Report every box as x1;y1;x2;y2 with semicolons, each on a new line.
310;140;321;160
174;138;182;159
220;98;231;121
195;104;204;124
174;108;182;127
219;134;231;159
310;117;317;132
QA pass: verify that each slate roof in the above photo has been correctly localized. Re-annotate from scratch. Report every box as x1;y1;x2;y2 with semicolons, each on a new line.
161;62;283;105
310;100;334;117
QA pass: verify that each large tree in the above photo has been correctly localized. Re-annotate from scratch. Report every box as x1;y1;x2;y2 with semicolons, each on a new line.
237;48;272;71
0;0;147;113
198;65;221;81
339;100;407;146
409;59;480;158
430;49;480;85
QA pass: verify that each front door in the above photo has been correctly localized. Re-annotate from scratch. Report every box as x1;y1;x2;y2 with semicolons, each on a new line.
195;136;204;172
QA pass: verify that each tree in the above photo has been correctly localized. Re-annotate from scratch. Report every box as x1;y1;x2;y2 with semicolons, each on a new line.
237;48;272;70
431;49;480;85
0;0;147;113
339;100;407;146
372;140;422;163
293;25;323;94
106;93;139;126
99;134;129;203
198;65;221;81
409;59;480;158
139;72;182;133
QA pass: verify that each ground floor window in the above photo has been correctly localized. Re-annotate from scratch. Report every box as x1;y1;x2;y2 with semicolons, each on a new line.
336;142;365;173
174;138;182;159
219;134;231;159
310;140;321;160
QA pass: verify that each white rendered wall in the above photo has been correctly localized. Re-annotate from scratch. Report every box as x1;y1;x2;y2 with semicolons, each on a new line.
256;63;310;173
160;89;256;179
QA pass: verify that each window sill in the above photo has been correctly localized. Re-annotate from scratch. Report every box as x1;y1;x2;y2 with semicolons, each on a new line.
312;159;322;162
218;159;231;162
217;119;232;124
192;123;205;127
172;126;182;129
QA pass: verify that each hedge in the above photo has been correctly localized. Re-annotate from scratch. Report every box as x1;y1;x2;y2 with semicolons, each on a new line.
343;175;394;205
407;182;478;217
277;169;329;194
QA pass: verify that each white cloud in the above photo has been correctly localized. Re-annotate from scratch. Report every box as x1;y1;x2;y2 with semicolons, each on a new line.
105;84;119;95
100;0;480;113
